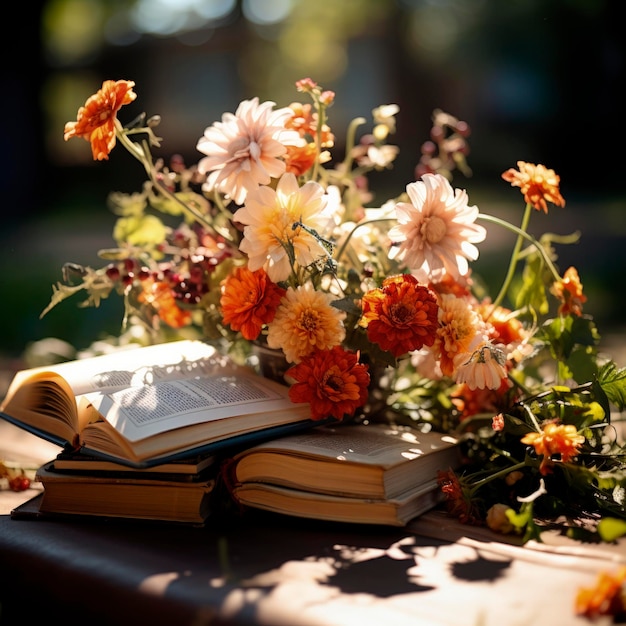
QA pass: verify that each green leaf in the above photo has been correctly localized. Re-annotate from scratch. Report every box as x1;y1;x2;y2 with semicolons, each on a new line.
113;214;168;247
514;253;549;314
540;315;599;363
597;361;626;412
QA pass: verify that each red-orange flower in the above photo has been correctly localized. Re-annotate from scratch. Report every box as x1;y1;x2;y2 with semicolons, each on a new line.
521;422;585;475
550;266;587;317
64;79;137;161
437;469;482;525
501;161;565;213
451;381;512;421
138;279;192;328
220;265;286;340
284;143;318;176
359;274;439;358
286;346;370;420
575;566;626;620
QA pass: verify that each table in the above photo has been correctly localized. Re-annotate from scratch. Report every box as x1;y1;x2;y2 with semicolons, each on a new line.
1;422;625;626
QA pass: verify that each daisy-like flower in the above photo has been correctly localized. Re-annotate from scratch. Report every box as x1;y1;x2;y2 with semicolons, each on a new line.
454;341;508;391
235;173;333;283
266;283;346;363
389;173;487;282
286;346;370;420
359;274;439;358
521;422;586;475
64;79;137;161
436;293;487;378
196;97;300;205
220;266;286;341
550;266;587;317
501;161;566;213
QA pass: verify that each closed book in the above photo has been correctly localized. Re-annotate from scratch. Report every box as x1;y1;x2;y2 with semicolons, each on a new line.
232;480;444;527
35;461;215;524
52;450;216;477
230;422;461;500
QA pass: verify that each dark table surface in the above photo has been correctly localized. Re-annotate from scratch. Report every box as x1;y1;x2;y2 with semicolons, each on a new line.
1;484;625;626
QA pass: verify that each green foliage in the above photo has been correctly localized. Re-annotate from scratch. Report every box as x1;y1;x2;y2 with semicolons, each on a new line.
597;361;626;412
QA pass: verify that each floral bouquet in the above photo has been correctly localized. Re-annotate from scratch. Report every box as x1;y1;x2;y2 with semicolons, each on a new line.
44;79;626;567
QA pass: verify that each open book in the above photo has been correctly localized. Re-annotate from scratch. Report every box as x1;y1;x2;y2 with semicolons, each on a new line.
0;340;315;468
229;422;461;499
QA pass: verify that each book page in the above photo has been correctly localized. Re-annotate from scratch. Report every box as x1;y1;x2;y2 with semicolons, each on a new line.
6;340;228;398
85;372;298;442
237;424;459;464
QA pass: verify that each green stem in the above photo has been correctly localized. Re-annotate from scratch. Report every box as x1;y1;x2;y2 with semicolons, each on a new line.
468;461;526;496
335;216;395;264
477;205;561;310
114;122;226;241
339;117;367;174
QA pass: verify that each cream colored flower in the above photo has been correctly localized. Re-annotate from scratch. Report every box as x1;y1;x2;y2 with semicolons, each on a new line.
389;173;487;282
235;173;333;283
372;103;399;139
196;97;300;205
454;341;508;390
266;283;346;363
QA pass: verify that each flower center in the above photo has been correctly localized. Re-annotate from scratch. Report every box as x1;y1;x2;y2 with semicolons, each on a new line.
298;310;319;332
390;302;412;325
422;216;447;244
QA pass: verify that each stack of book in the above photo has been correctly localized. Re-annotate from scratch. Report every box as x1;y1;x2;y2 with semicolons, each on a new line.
29;453;217;525
227;422;461;526
1;340;462;527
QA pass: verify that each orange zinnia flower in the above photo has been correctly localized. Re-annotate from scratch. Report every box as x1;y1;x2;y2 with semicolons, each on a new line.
138;279;192;328
550;266;587;317
220;265;286;340
575;566;626;620
64;79;137;161
521;422;585;475
284;143;319;176
359;274;439;358
501;161;566;213
286;346;370;420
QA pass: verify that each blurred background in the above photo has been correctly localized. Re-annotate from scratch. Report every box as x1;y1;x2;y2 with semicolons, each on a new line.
2;0;625;362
